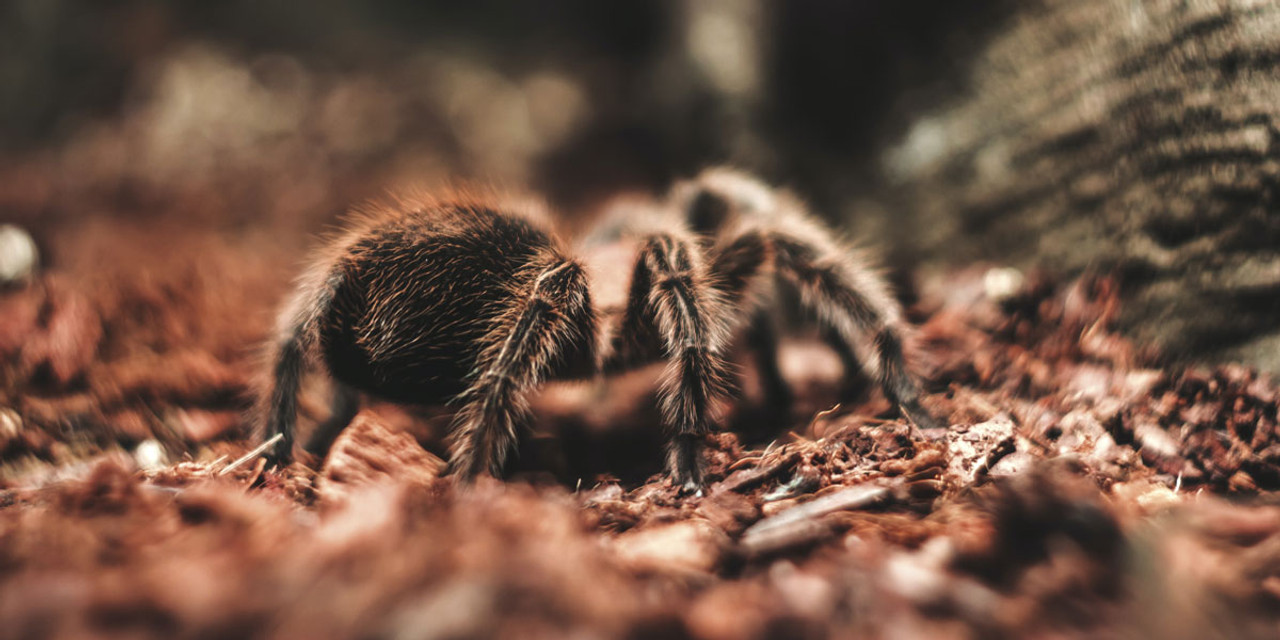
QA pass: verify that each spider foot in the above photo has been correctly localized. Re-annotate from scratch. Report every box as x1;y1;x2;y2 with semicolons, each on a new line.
443;456;495;484
668;434;706;496
261;439;291;471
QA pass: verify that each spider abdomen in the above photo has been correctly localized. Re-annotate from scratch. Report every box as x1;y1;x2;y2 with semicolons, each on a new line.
315;205;560;404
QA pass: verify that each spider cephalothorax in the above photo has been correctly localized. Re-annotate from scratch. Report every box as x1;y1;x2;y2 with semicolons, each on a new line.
259;169;940;491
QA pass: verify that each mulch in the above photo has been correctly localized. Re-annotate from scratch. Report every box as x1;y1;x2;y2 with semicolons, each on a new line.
3;257;1279;639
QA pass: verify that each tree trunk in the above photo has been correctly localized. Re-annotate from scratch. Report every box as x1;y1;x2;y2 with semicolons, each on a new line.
875;0;1280;373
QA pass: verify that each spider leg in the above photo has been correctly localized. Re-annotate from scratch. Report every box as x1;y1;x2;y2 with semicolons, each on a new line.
744;307;793;424
605;233;733;492
448;259;594;480
260;265;345;466
707;229;769;304
702;230;798;428
770;227;940;430
303;381;360;459
715;222;940;431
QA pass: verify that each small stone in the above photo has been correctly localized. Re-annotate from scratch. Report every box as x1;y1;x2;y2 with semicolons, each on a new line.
0;224;38;284
134;439;168;470
983;266;1025;301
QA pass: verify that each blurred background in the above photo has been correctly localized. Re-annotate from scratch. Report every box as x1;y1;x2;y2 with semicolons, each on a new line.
2;0;1279;401
0;0;1005;200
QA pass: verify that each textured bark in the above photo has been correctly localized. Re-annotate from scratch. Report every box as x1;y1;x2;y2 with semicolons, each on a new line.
876;0;1280;372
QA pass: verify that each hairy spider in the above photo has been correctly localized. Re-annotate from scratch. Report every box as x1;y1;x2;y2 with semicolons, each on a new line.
259;168;940;491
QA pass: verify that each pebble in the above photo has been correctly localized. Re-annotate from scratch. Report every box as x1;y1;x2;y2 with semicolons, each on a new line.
983;266;1025;301
0;224;38;284
134;439;168;470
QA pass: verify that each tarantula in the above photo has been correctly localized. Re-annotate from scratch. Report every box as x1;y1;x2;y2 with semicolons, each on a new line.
259;168;939;490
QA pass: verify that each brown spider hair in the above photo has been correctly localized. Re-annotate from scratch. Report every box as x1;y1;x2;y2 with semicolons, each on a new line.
257;171;939;491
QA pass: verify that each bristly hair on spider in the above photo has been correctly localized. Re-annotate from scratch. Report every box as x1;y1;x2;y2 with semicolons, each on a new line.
255;168;942;493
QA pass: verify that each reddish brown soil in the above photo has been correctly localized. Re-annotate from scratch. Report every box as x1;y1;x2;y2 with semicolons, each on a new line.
3;230;1280;639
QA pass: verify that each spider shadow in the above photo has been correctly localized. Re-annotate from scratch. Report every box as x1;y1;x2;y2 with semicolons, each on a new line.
508;338;869;488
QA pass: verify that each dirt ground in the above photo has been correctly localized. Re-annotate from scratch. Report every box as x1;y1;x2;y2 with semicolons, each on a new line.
8;7;1280;639
3;196;1280;640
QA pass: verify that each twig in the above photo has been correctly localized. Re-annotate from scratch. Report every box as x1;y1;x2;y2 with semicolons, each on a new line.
742;481;894;540
738;481;896;556
716;451;801;494
810;403;842;427
219;434;282;477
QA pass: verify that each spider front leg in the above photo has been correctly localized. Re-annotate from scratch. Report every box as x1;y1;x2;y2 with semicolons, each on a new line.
448;260;594;480
608;234;733;492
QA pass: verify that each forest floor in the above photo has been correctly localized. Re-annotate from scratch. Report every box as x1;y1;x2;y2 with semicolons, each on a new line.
3;227;1280;639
